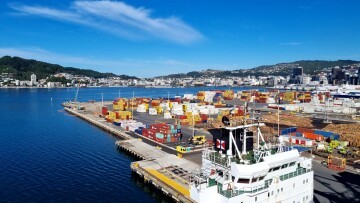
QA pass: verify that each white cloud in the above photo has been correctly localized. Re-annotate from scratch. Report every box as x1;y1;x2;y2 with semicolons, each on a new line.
0;47;196;77
10;1;203;44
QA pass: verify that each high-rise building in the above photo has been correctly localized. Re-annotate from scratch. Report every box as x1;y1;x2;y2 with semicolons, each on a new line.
292;67;303;77
30;74;37;84
332;66;341;79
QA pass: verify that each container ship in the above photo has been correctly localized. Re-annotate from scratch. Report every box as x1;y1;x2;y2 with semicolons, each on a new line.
189;121;314;203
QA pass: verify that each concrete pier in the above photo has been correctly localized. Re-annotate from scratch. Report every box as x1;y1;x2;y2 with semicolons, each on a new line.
64;104;200;202
64;107;133;140
116;139;199;202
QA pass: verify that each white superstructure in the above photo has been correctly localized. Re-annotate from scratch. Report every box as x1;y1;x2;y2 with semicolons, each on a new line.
190;123;314;203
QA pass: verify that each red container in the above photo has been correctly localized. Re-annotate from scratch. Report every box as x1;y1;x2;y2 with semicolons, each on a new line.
159;128;170;134
178;115;187;119
149;130;157;136
154;137;164;143
102;107;108;115
142;128;149;137
300;140;306;145
296;128;313;134
295;139;300;144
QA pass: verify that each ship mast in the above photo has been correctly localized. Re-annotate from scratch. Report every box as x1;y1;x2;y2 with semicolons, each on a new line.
277;90;280;137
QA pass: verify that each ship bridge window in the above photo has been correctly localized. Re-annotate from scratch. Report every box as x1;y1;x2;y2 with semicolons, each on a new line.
259;176;265;181
237;178;250;184
281;164;288;169
252;177;258;183
272;166;280;171
289;162;296;166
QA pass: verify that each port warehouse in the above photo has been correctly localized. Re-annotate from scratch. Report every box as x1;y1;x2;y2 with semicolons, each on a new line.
64;89;359;202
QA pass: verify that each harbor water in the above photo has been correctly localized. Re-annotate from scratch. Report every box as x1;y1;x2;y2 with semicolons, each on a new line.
0;87;257;202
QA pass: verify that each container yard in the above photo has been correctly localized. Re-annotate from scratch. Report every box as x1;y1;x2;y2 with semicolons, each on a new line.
63;88;360;203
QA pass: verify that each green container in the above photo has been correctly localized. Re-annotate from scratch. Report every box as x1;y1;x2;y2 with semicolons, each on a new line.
156;133;164;139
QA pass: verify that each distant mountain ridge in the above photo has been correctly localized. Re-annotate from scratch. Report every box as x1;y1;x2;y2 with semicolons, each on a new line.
0;56;138;80
156;60;360;78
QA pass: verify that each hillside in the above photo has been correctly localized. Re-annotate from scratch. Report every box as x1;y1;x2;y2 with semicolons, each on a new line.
0;56;137;80
157;60;360;78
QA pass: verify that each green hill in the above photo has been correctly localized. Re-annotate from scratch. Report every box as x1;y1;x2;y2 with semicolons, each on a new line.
0;56;137;80
157;60;360;78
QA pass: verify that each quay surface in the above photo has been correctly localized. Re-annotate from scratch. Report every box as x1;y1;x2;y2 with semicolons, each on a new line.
64;103;201;202
116;139;199;202
64;107;133;140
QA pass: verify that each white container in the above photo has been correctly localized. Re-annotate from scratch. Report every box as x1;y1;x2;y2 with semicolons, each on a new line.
164;112;172;119
149;108;157;115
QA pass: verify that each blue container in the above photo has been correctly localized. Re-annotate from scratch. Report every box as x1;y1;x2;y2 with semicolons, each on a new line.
202;120;207;123
138;127;144;130
177;129;181;133
296;132;303;137
113;121;121;126
281;127;296;135
171;129;177;134
146;124;150;129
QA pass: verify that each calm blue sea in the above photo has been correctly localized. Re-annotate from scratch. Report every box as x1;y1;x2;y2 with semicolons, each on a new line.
0;86;257;202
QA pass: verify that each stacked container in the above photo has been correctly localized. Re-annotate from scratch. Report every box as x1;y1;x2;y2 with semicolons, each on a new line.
141;123;181;143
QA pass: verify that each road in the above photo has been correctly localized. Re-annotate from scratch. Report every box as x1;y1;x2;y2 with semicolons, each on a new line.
312;161;360;203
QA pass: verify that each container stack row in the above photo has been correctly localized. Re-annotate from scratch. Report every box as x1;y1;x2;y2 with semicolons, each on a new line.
281;127;340;141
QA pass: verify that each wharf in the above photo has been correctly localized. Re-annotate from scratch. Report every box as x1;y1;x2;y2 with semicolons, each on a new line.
116;139;198;202
64;107;133;140
116;139;169;160
64;103;200;202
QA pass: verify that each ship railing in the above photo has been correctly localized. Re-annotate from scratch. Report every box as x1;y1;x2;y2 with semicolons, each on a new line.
217;167;311;199
279;167;309;181
206;151;229;166
217;182;270;198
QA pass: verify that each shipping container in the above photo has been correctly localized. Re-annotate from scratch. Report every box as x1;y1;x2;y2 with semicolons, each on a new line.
102;106;108;115
296;128;314;134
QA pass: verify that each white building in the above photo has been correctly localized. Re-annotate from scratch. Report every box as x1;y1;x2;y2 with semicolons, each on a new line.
301;76;311;85
30;74;37;86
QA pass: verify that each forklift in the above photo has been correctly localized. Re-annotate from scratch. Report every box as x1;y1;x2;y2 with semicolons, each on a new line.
188;135;207;145
188;129;207;145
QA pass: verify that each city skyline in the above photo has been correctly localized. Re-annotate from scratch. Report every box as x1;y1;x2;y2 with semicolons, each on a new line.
1;0;360;77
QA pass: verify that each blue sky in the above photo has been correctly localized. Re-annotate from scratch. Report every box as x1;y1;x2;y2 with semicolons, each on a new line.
0;0;360;77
